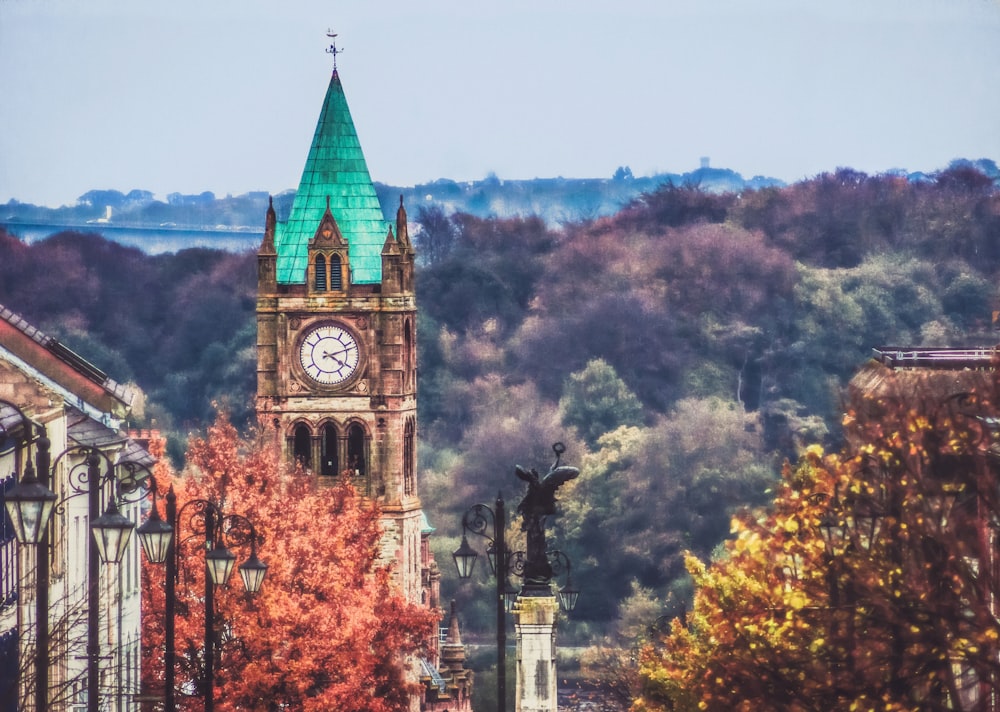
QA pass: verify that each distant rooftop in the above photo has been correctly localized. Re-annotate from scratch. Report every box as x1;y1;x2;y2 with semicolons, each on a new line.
872;346;997;370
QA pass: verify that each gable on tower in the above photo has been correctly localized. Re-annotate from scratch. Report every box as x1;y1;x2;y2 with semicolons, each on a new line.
307;198;350;293
273;69;390;285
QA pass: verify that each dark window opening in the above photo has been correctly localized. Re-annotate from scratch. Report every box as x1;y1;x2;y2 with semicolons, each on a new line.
321;424;338;476
347;423;366;476
293;425;312;469
403;418;415;496
404;320;413;391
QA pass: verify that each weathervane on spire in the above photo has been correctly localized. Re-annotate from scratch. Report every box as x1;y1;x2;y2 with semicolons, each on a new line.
326;30;343;70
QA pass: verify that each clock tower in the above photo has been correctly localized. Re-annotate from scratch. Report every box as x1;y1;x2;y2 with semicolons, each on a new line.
255;63;424;603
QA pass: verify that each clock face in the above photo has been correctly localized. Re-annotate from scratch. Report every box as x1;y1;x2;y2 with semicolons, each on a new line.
298;323;361;385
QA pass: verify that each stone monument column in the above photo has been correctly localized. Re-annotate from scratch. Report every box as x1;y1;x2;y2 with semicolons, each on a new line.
513;595;560;712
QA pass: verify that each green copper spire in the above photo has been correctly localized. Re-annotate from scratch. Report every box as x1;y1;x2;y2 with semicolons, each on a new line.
275;69;390;284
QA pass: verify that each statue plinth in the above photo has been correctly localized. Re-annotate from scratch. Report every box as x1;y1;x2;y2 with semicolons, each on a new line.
513;596;560;712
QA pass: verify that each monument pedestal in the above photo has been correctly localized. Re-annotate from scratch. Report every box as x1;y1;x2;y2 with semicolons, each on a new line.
513;594;559;712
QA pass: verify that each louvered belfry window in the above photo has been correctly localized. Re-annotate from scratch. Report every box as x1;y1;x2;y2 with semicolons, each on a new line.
314;254;328;291
330;254;343;290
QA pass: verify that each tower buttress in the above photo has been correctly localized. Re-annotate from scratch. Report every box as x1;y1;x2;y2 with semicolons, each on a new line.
257;196;278;400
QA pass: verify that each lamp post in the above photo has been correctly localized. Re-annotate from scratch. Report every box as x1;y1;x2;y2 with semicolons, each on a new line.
810;485;887;691
501;549;578;615
2;400;147;712
137;481;267;712
452;443;581;712
452;493;509;712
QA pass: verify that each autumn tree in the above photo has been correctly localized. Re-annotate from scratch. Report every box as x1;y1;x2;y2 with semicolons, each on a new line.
635;362;1000;711
142;413;436;711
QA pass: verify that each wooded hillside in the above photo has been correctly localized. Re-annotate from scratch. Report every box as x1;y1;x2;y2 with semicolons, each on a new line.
2;164;998;634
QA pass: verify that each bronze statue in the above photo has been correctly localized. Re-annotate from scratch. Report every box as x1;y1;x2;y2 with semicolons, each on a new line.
515;443;579;588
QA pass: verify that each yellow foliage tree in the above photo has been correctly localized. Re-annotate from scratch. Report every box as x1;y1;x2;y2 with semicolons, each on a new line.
635;363;1000;711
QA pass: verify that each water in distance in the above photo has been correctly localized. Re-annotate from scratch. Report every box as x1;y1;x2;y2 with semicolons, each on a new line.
3;222;262;255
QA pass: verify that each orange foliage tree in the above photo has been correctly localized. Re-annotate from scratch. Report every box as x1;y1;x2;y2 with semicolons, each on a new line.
142;413;436;711
635;363;1000;711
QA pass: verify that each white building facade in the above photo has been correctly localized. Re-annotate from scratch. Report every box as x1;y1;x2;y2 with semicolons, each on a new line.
1;303;151;712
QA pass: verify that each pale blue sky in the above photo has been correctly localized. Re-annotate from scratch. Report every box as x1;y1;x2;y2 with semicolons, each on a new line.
1;0;998;207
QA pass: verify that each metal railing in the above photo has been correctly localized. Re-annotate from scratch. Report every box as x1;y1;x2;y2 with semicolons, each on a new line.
872;346;997;370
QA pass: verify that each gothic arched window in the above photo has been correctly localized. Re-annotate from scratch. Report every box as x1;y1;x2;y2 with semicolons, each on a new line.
346;423;366;477
330;254;343;291
403;417;415;496
314;254;327;292
292;424;312;469
320;423;338;476
404;319;414;391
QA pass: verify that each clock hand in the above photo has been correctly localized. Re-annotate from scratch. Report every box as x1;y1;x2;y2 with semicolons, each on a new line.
326;346;356;360
322;351;345;367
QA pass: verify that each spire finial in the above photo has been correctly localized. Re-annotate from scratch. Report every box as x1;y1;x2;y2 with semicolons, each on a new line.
326;30;343;71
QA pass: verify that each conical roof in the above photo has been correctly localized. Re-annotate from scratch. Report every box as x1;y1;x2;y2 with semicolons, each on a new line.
275;69;389;285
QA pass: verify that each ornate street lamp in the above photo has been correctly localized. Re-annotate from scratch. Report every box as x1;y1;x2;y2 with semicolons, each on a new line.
205;540;237;586
818;508;846;554
505;548;579;613
91;499;136;565
453;444;581;712
4;457;57;545
453;494;509;712
503;577;520;613
452;534;479;580
136;497;173;564
138;481;266;712
850;499;884;553
1;399;150;712
557;575;579;613
239;543;268;595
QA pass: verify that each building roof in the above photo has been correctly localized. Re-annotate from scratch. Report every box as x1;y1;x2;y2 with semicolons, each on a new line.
0;402;29;446
275;69;390;285
0;303;133;413
67;407;155;469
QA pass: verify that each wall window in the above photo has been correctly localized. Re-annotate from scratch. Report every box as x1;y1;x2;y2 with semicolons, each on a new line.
313;253;344;292
321;423;338;476
330;254;343;290
314;255;327;292
292;424;312;469
404;320;413;391
347;423;366;477
403;418;415;496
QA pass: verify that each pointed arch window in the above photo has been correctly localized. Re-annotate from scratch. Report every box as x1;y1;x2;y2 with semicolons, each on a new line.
403;418;415;496
404;319;414;391
320;423;339;476
347;423;367;481
292;424;312;470
330;254;343;291
314;254;327;292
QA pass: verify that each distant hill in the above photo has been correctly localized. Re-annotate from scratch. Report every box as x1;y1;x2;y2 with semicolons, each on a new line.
375;163;784;226
2;163;782;233
4;158;996;235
